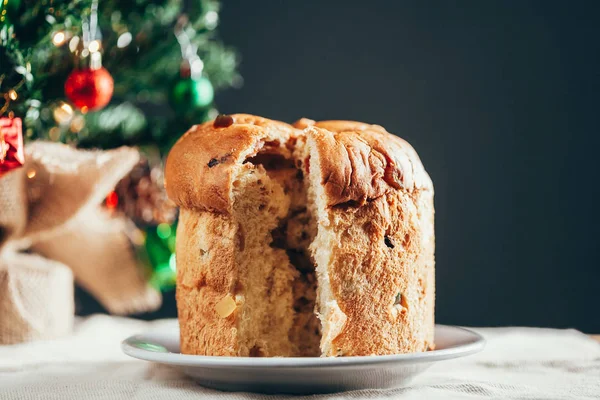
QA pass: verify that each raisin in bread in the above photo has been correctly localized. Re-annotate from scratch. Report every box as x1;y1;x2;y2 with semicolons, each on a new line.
165;114;434;357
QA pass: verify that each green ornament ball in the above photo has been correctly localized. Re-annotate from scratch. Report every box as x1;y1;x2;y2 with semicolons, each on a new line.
171;76;214;110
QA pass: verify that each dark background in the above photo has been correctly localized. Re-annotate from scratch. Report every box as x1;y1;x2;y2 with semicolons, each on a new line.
81;1;600;332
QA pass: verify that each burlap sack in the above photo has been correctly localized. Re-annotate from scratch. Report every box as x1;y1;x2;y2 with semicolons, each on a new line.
0;254;74;345
0;142;161;344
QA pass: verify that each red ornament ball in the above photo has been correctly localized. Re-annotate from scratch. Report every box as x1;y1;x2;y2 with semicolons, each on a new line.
64;67;114;111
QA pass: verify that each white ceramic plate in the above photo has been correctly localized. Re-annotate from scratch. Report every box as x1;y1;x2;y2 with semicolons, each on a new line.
122;321;484;394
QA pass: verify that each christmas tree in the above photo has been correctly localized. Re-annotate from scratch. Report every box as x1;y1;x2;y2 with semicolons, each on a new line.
0;0;239;297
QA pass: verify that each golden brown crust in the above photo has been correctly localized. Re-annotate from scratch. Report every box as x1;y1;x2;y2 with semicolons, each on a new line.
169;114;435;357
176;208;240;356
307;120;432;207
305;122;435;355
166;115;431;212
165;114;298;213
318;190;435;355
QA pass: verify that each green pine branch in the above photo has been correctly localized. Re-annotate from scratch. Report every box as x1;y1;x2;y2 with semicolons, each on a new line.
1;0;239;155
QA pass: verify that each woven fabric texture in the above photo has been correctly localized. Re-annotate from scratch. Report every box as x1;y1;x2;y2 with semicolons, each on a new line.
0;143;161;345
0;316;598;399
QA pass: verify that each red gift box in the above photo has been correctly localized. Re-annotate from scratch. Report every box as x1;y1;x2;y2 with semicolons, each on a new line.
0;117;25;177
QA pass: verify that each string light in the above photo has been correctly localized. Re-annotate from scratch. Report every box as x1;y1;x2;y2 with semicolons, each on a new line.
88;40;101;53
117;32;132;48
0;79;25;116
70;115;85;132
156;223;172;239
205;11;219;29
69;36;80;52
207;108;219;119
48;127;61;141
169;253;176;271
53;102;74;124
129;228;146;246
26;169;37;179
60;103;73;113
52;31;66;46
190;58;204;77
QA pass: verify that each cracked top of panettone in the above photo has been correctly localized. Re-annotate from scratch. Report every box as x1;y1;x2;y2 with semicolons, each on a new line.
165;114;432;213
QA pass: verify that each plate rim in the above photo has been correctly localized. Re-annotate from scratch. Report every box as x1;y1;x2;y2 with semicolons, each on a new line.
121;323;485;368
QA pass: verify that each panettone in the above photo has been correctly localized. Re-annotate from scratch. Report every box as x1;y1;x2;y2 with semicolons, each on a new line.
165;114;434;357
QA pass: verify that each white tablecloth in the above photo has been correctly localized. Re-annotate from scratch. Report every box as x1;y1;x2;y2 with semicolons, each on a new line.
0;315;598;399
